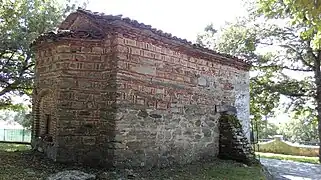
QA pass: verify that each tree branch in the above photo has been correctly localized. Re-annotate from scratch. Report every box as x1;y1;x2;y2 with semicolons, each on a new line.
259;64;313;72
252;78;312;98
279;44;315;69
306;39;318;61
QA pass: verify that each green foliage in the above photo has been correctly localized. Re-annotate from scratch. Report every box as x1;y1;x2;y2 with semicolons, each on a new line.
0;105;31;129
13;108;32;129
0;110;14;121
255;122;279;139
197;2;321;153
0;143;30;152
257;0;321;48
280;114;319;143
254;1;321;160
220;114;242;128
0;0;86;110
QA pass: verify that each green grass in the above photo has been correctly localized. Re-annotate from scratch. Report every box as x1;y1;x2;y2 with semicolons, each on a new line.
256;152;319;164
140;160;266;180
206;166;264;180
0;143;80;180
0;143;266;180
0;142;31;152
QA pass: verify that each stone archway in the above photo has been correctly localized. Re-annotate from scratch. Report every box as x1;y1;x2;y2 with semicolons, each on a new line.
33;89;57;142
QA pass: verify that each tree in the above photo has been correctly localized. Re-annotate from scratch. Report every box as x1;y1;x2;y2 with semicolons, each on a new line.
256;0;321;162
13;108;32;129
280;117;319;144
0;110;14;122
258;0;321;47
0;0;87;110
197;4;321;161
259;122;279;139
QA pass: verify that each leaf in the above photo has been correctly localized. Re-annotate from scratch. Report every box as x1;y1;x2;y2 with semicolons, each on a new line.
197;9;320;142
0;0;86;109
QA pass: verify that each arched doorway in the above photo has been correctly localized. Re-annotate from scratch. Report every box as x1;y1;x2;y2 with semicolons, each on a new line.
34;89;57;143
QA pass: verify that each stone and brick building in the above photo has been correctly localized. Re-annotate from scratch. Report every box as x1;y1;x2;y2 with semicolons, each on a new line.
31;8;252;168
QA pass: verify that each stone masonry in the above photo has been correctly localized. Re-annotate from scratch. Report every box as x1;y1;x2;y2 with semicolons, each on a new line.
31;8;251;168
218;112;257;165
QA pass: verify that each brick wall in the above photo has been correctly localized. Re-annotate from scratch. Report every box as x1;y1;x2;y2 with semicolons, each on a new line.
38;93;56;138
33;45;60;141
112;33;249;168
32;21;250;167
32;43;61;159
32;36;119;165
53;38;117;165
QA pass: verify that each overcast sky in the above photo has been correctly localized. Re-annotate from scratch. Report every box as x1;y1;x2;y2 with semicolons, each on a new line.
87;0;247;41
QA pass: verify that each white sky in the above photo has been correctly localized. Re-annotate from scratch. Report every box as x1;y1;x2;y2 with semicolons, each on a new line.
87;0;247;42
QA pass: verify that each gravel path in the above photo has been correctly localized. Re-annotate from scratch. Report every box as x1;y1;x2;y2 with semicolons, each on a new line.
260;158;321;180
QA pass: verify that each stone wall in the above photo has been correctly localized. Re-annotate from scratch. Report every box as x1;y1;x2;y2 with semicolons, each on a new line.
234;71;250;141
257;136;319;157
111;33;250;168
218;113;257;165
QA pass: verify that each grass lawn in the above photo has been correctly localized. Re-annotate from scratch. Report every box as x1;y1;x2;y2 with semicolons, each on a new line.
0;142;31;152
256;152;319;164
0;143;266;180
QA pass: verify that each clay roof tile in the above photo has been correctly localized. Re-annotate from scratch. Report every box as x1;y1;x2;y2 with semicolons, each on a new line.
32;8;251;69
30;30;105;47
76;8;251;68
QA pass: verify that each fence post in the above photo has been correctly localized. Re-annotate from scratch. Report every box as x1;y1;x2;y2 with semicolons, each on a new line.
3;129;5;141
22;129;25;142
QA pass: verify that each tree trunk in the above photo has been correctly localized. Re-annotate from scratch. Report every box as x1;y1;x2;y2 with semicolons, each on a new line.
314;50;321;163
315;87;321;163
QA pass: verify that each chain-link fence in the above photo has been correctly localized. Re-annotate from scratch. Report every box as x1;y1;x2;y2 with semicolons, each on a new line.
0;129;31;143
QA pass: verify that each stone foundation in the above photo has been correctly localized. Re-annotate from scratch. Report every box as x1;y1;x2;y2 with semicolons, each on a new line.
31;137;57;161
112;106;220;168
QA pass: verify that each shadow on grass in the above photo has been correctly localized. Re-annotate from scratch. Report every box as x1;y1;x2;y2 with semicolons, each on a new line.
134;159;266;180
0;143;87;180
0;143;266;180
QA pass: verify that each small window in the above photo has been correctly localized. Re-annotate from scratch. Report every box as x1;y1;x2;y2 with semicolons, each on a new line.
35;119;40;137
45;114;51;135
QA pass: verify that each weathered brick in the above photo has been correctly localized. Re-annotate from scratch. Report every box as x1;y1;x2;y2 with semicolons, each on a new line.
57;45;70;53
92;47;103;54
32;10;250;169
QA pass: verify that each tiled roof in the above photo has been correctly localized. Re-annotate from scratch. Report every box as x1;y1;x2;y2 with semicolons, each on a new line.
75;8;251;67
77;8;251;66
30;29;105;47
31;8;251;69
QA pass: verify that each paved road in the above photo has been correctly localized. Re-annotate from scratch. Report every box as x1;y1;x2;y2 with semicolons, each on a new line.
260;158;321;180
